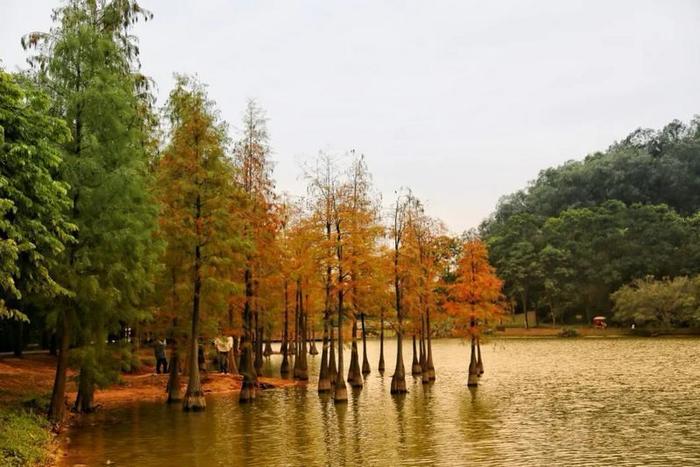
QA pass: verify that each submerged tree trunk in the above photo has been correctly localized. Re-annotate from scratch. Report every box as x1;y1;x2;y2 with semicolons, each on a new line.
347;315;363;388
318;313;331;392
48;310;71;423
420;315;429;384
476;336;484;376
293;281;301;379
468;336;479;387
334;297;348;402
297;282;309;381
281;280;290;376
378;308;385;373
411;333;421;376
334;223;348;403
391;244;407;394
184;232;206;411
329;324;337;387
361;313;370;375
390;330;407;394
426;307;435;381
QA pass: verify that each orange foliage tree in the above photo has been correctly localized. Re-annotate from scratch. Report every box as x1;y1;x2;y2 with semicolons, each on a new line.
156;75;245;410
446;238;505;386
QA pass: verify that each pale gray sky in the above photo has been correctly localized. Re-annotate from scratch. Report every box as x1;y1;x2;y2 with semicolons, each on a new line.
2;0;700;232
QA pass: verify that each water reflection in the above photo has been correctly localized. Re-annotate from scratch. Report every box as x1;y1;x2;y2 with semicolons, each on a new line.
62;338;700;466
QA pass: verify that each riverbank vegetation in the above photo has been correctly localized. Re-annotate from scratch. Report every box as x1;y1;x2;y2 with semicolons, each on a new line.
482;119;700;329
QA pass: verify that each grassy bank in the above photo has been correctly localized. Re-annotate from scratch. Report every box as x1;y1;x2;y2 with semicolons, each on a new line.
0;408;53;467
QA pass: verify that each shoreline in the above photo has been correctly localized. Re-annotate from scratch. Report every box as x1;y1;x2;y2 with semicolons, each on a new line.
489;326;700;338
0;353;302;466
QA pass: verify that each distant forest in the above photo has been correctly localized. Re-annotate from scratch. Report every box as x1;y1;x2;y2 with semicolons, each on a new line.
481;118;700;327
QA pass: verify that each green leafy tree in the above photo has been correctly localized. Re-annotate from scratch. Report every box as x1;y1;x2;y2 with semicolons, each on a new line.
24;0;161;421
0;70;74;322
612;276;700;327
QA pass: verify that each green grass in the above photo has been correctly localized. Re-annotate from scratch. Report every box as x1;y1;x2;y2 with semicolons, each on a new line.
0;408;53;467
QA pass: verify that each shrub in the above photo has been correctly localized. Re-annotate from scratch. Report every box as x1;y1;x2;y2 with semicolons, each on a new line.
558;328;580;338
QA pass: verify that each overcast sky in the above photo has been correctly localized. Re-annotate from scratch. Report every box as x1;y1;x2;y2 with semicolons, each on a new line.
2;0;700;232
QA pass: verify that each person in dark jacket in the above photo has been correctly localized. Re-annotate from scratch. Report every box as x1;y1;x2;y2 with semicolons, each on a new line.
154;337;168;374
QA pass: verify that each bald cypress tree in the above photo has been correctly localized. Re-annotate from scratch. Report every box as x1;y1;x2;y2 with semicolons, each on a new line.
24;0;161;421
158;75;244;411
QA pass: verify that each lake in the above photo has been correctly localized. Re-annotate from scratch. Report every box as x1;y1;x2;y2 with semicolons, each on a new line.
61;337;700;466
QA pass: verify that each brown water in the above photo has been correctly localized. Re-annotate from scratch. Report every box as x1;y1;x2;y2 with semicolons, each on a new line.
61;338;700;466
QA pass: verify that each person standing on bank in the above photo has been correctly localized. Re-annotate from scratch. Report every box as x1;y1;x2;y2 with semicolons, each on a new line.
154;336;168;374
214;335;233;373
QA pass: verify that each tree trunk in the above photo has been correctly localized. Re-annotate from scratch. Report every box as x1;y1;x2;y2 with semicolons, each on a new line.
476;336;484;376
74;362;96;414
391;247;407;394
296;280;309;381
183;232;205;411
334;289;347;402
390;330;407;394
318;312;331;392
232;337;240;375
347;315;363;387
426;307;435;381
411;333;421;375
522;291;529;329
48;310;70;423
239;267;257;402
281;280;290;375
309;327;319;355
263;333;273;357
361;313;370;375
467;336;479;387
167;344;183;403
378;308;385;373
333;222;348;403
254;307;263;374
13;320;23;357
293;281;301;379
420;315;429;384
329;324;337;387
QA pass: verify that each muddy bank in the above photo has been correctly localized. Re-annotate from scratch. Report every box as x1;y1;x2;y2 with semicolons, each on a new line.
0;353;301;410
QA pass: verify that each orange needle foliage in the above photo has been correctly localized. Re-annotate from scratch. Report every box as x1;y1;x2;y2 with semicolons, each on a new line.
446;239;505;336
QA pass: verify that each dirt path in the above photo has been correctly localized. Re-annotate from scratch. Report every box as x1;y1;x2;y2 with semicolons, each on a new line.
0;353;300;410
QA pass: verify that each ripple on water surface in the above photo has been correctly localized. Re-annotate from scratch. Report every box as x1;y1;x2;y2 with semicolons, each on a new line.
62;338;700;466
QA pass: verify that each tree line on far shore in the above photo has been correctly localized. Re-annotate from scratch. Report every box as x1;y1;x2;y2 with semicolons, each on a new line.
482;118;700;329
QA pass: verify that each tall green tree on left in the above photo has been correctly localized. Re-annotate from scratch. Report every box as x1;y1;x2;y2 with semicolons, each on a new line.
23;0;162;422
0;70;74;322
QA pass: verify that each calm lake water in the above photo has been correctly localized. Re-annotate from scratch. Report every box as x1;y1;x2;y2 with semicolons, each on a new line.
61;338;700;466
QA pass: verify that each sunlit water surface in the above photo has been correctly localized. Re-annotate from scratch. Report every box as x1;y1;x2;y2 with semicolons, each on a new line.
62;338;700;466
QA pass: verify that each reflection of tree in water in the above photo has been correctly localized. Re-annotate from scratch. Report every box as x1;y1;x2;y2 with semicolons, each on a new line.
457;386;500;463
392;393;408;457
335;399;349;463
319;392;335;463
405;381;438;463
350;386;366;465
290;386;316;465
239;400;257;465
